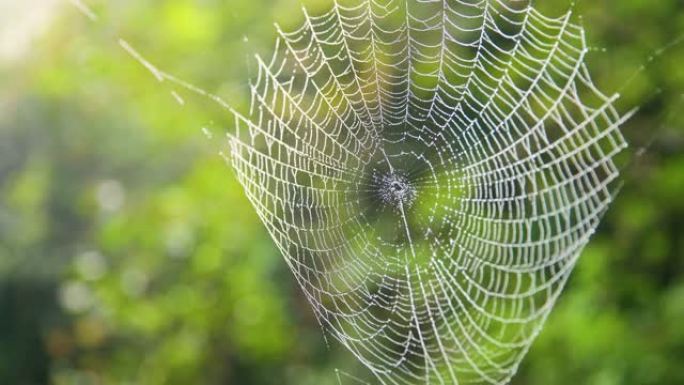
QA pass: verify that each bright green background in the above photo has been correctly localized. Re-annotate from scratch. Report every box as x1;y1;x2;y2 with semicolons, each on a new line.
0;0;683;384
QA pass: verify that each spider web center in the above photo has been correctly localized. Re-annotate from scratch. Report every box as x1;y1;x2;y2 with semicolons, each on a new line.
375;171;417;209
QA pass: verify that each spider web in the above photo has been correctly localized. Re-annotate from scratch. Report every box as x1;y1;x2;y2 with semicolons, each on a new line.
227;0;629;383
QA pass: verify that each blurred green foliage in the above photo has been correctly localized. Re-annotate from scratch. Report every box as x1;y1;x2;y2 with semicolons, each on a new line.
0;0;682;384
